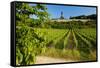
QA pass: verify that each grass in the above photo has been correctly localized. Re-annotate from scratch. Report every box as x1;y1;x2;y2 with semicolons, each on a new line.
40;47;81;61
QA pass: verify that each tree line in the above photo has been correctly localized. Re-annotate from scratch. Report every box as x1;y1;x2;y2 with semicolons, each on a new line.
70;14;96;20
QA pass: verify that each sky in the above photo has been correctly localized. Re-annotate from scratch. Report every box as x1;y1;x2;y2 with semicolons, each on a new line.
46;5;96;19
29;4;96;19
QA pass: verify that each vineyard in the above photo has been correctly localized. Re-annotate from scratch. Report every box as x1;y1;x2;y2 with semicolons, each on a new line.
16;27;96;65
15;3;97;65
34;28;96;61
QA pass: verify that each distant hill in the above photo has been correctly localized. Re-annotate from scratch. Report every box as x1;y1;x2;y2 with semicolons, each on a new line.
70;14;97;20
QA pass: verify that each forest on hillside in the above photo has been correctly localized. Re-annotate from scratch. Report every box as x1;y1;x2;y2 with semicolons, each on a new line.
70;14;96;19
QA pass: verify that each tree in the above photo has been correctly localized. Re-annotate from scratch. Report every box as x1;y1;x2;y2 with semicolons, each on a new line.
16;3;49;65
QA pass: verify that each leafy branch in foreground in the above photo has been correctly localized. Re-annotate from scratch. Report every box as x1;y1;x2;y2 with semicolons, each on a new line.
16;3;49;65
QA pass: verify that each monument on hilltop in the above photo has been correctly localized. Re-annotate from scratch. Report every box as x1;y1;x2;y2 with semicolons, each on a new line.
60;11;64;19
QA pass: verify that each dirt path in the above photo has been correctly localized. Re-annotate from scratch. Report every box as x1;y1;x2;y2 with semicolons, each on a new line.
35;56;73;64
66;30;76;49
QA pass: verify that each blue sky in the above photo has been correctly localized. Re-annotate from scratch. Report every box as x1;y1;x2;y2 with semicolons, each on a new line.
29;4;96;19
46;5;96;19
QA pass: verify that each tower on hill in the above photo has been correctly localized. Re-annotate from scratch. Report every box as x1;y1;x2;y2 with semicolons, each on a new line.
60;11;64;19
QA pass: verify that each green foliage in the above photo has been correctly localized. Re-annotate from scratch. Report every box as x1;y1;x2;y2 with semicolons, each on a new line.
16;3;49;65
70;14;97;20
46;20;96;29
16;3;49;27
16;26;37;65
